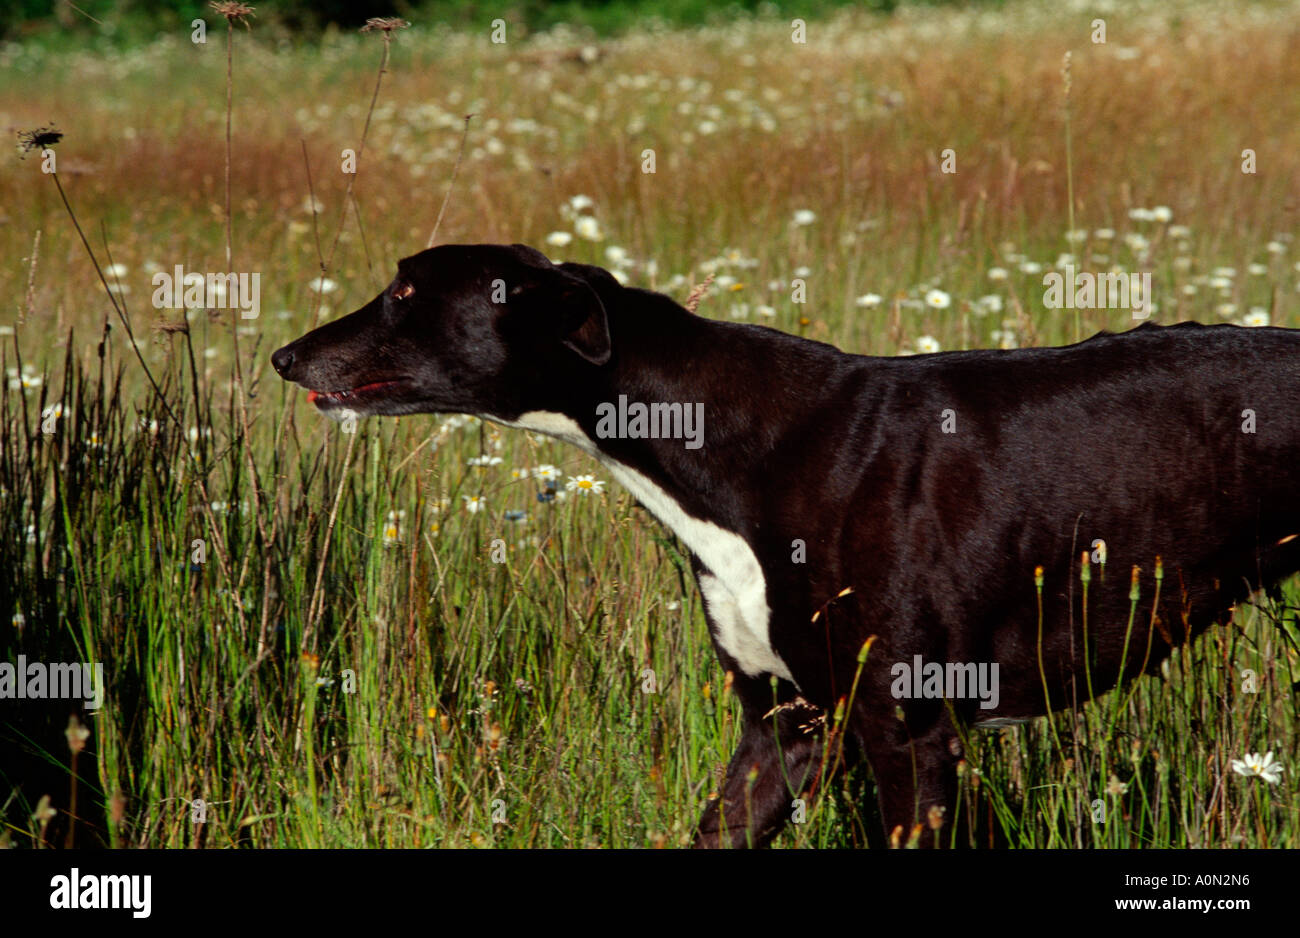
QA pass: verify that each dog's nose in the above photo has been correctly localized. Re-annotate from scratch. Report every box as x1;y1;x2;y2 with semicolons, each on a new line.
271;345;295;378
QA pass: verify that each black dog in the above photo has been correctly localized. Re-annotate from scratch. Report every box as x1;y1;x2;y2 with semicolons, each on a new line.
273;243;1300;847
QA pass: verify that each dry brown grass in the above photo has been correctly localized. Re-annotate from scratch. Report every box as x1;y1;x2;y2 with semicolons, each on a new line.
4;1;1300;357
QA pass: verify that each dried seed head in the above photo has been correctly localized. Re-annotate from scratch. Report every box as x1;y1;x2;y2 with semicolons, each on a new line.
362;17;410;34
16;125;62;158
210;1;255;25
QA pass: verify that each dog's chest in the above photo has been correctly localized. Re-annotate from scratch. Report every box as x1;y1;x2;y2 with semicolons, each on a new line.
495;410;795;683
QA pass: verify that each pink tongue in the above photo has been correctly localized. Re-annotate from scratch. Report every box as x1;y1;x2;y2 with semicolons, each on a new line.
307;390;319;403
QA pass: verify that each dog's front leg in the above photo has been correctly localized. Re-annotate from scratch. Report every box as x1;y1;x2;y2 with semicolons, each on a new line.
859;706;963;848
693;682;827;849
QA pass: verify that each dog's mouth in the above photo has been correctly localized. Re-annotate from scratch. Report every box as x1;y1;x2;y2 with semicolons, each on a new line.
305;378;410;409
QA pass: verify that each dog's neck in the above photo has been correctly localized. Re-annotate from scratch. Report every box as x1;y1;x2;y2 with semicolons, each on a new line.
498;289;846;534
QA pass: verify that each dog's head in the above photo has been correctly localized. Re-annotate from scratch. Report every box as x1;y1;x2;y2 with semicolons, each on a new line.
271;243;613;420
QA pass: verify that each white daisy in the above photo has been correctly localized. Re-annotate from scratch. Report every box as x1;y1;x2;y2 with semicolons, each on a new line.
565;475;606;496
1230;751;1283;784
924;289;951;309
574;216;603;241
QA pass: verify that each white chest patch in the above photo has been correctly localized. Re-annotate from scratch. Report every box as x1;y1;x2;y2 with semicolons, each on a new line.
490;409;794;683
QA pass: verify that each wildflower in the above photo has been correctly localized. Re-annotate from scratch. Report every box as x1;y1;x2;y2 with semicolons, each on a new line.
309;277;337;294
382;510;403;545
1231;751;1283;784
1151;206;1173;223
533;464;561;482
915;335;941;354
574;216;603;241
1093;228;1115;240
65;716;89;755
977;295;1003;314
504;510;528;523
545;231;573;247
1267;240;1287;255
792;209;816;226
987;267;1009;282
1018;261;1042;275
468;455;503;467
565;475;606;496
1105;774;1128;796
1248;263;1269;276
1243;308;1270;327
462;494;487;514
855;293;882;308
924;289;951;310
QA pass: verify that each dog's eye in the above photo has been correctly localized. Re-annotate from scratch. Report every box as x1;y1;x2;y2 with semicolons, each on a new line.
392;281;415;301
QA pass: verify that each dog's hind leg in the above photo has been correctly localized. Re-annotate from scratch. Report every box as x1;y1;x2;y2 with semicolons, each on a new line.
693;676;828;849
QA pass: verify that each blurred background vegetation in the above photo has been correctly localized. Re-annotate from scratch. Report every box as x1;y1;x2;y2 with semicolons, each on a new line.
6;0;996;43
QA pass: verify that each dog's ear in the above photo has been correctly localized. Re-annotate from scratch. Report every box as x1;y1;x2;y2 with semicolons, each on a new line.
507;263;612;366
558;282;611;365
553;264;613;365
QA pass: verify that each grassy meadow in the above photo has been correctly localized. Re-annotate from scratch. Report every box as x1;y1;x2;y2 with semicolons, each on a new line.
2;0;1299;848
